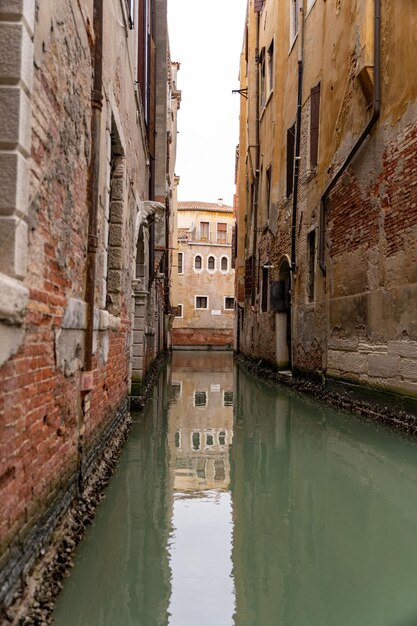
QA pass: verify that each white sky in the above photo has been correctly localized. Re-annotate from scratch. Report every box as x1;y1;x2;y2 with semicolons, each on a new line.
168;0;248;207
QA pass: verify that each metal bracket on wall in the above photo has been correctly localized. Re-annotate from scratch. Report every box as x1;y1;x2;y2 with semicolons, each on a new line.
232;88;248;100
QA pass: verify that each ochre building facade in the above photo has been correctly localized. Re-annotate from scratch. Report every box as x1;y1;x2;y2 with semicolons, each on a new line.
172;201;235;349
235;0;417;398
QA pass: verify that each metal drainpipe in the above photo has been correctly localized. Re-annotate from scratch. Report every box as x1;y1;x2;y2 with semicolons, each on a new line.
85;0;104;373
290;7;305;273
252;10;260;306
319;0;381;274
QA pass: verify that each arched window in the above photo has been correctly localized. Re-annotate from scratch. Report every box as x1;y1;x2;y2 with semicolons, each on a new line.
221;256;228;272
194;255;202;270
208;255;215;271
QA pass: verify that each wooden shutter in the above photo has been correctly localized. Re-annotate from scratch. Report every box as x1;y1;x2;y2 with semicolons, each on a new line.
148;37;156;158
286;124;295;197
244;256;253;301
310;83;320;168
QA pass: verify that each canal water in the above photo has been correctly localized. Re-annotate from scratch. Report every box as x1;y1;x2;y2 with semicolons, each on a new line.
53;352;417;626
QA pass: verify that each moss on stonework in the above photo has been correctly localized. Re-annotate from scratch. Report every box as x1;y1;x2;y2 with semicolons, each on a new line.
130;380;143;397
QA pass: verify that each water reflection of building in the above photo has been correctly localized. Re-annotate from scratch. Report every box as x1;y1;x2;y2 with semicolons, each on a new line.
231;364;417;626
168;352;234;493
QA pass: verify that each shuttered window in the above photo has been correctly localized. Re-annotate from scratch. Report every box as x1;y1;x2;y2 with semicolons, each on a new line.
286;124;295;197
254;0;265;12
244;256;253;301
310;83;321;168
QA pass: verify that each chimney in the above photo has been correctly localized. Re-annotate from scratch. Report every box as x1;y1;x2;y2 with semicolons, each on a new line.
217;197;224;206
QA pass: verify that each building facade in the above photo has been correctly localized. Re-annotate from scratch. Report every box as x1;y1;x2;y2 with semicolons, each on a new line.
172;201;235;349
0;0;178;607
235;0;417;398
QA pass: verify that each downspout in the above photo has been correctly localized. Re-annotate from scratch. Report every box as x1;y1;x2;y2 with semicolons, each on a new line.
290;7;305;273
85;1;103;376
319;0;381;274
252;10;260;305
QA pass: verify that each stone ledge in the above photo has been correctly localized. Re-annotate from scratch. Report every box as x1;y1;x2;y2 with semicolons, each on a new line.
0;271;28;323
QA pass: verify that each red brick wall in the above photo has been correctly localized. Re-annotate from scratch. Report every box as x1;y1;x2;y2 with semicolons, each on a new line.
172;328;233;347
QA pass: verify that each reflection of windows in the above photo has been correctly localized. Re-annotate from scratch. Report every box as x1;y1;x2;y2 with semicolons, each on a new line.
196;458;206;478
177;252;183;274
175;304;183;318
217;222;227;243
214;459;225;482
219;431;226;446
170;381;182;400
194;255;202;270
224;297;234;310
195;296;208;309
206;433;214;446
207;255;215;271
194;390;207;406
192;432;201;450
221;256;228;272
200;221;209;239
224;391;234;406
175;430;181;448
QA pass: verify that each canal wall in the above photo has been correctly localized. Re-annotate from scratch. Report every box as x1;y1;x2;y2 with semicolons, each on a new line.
235;353;417;434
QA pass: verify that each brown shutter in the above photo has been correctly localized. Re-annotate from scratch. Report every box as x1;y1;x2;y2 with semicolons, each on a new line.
286;124;295;197
244;256;253;301
310;83;320;167
148;37;156;158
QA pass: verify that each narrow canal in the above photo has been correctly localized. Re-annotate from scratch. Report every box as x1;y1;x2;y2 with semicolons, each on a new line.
53;352;417;626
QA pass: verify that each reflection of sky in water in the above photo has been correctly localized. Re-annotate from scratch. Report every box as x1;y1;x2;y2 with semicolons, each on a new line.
168;491;235;626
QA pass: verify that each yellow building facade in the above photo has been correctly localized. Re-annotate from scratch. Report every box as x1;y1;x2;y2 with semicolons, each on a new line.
235;0;417;399
172;201;235;348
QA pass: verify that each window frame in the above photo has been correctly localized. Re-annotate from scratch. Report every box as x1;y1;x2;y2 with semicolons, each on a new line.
199;221;209;240
207;255;216;272
220;255;229;273
195;295;209;310
176;303;183;318
216;222;227;244
224;296;234;310
177;251;184;274
194;254;203;272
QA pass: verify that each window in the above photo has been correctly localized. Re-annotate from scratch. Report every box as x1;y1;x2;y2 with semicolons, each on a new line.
218;431;226;446
224;297;234;310
217;222;227;243
195;296;208;309
259;49;266;109
192;432;201;450
267;41;274;93
262;266;269;312
171;382;182;399
307;230;316;302
265;165;272;221
286;124;295;197
207;255;216;271
200;221;209;240
176;304;183;318
205;433;214;447
175;430;181;448
177;252;183;274
224;391;234;406
194;255;202;270
214;459;225;482
221;256;228;272
194;391;207;407
290;0;302;44
310;83;321;169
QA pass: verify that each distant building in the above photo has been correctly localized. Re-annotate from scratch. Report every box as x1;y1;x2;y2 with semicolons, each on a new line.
172;201;235;349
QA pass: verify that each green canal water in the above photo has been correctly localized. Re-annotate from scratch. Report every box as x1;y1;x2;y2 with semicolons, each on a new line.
52;352;417;626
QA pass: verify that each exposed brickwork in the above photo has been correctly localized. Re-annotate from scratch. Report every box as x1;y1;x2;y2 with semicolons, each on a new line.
172;328;233;347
